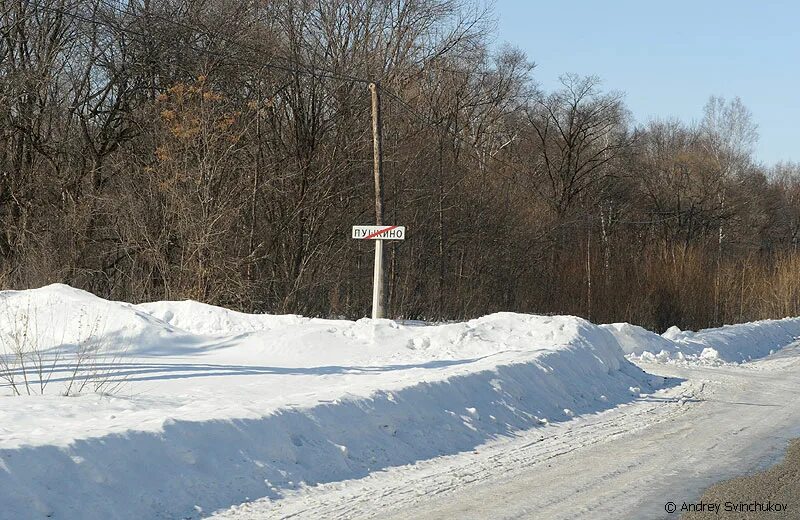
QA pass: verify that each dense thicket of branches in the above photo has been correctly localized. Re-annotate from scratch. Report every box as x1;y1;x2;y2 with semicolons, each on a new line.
2;0;799;331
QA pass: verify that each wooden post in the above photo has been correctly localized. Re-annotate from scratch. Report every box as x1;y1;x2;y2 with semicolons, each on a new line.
369;82;386;319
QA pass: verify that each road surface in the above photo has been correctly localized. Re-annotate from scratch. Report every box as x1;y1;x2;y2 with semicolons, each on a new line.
684;438;800;519
213;343;800;520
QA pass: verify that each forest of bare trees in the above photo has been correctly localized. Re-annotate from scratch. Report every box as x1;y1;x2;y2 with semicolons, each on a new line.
1;0;799;331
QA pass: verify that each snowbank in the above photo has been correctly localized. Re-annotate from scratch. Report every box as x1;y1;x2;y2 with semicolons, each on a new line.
0;285;663;519
603;318;800;364
601;323;675;357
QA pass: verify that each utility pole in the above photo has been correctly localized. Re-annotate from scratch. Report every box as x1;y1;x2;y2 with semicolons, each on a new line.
369;82;386;319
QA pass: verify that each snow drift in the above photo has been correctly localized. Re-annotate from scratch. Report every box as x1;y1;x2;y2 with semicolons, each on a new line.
0;284;667;519
0;285;797;520
603;318;800;364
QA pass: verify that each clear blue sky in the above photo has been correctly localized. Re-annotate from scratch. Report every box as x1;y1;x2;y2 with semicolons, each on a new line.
495;0;799;166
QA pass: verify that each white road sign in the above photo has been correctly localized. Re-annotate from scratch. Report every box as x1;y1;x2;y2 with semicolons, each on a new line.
352;225;406;240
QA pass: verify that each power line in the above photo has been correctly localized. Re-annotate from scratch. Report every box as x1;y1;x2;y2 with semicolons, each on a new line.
101;0;372;84
381;86;522;178
30;0;372;84
29;0;515;145
381;88;701;228
25;1;689;230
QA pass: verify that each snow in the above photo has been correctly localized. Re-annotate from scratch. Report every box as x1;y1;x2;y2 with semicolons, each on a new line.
237;355;800;520
0;284;798;519
602;318;800;364
0;284;659;520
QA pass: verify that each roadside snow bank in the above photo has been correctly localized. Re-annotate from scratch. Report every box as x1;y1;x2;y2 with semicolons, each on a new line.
603;318;800;364
0;285;663;520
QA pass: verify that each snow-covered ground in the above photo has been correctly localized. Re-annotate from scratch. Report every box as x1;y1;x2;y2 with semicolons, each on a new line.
221;353;800;520
0;284;798;519
604;318;800;364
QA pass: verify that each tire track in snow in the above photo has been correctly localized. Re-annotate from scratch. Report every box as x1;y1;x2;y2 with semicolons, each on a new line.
213;377;705;519
215;353;800;519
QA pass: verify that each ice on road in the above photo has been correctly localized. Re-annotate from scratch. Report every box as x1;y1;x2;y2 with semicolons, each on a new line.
214;345;800;520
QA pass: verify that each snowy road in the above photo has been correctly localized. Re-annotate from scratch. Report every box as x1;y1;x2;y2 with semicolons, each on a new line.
214;344;800;520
